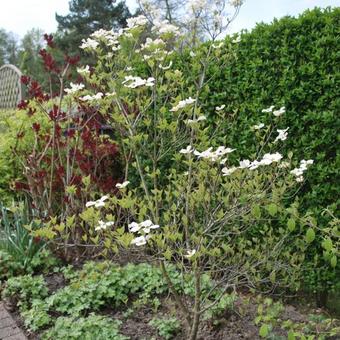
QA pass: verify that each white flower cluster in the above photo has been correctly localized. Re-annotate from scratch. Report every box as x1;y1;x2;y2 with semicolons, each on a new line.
184;249;196;258
86;195;109;208
80;92;103;101
180;145;235;162
222;153;283;176
80;38;99;50
129;220;160;246
126;15;149;30
290;159;313;182
95;220;114;231
152;19;180;36
212;42;224;49
64;82;85;94
170;97;196;112
274;128;289;142
122;76;155;88
262;105;286;117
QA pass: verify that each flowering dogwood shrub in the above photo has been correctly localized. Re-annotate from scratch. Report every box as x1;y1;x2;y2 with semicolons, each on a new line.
28;5;338;339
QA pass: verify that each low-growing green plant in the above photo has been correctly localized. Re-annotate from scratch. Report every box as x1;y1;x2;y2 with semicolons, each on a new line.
21;298;52;331
42;314;128;340
149;316;181;340
2;274;48;310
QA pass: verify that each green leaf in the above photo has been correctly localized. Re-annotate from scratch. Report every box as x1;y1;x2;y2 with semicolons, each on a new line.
259;324;269;338
251;204;261;219
267;204;277;217
305;228;315;243
287;218;296;232
330;256;337;268
322;238;332;251
288;330;296;340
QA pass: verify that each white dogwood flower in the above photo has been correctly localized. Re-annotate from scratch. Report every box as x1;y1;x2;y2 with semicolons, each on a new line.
64;83;85;94
116;181;130;189
215;105;226;111
123;76;155;88
180;145;194;154
253;123;265;130
273;106;286;117
261;105;275;113
222;167;237;176
274;128;289;142
86;195;109;208
170;97;196;112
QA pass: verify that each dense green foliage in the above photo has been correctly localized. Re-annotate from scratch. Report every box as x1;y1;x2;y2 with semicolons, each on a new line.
184;7;340;297
200;7;339;215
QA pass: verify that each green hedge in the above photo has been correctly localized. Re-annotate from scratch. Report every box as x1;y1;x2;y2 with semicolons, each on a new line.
201;7;339;215
190;7;340;298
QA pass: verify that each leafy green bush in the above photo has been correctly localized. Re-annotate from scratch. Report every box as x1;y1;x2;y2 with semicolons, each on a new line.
184;6;340;297
42;314;128;340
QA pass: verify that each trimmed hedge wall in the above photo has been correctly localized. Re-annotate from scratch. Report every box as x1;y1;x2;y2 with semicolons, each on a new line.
192;7;339;299
202;7;339;216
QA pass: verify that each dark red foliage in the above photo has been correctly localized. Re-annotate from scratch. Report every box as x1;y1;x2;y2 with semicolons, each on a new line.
32;122;41;133
65;55;80;65
17;100;29;110
20;75;31;85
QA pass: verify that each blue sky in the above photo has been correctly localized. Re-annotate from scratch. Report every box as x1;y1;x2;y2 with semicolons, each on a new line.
0;0;338;38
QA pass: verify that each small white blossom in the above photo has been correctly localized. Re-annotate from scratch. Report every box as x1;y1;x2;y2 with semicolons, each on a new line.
187;115;207;124
126;15;148;30
77;65;90;75
239;159;251;169
64;83;85;94
290;159;313;182
80;38;99;50
184;249;196;258
122;76;155;88
194;146;235;162
131;235;148;246
105;91;116;97
253;123;265;130
180;145;194;154
274;128;289;142
116;181;130;189
86;195;109;208
170;97;196;112
261;105;275;113
95;220;114;231
152;19;180;36
222;167;237;176
80;92;103;101
215;105;225;111
190;51;196;57
159;61;173;70
129;220;160;236
273;106;286;117
278;161;290;169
